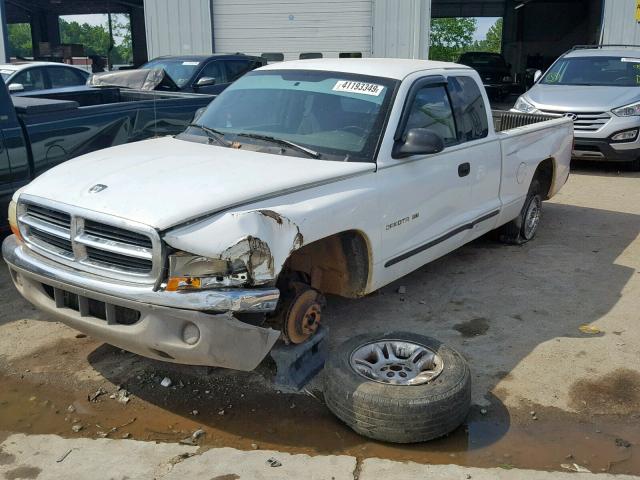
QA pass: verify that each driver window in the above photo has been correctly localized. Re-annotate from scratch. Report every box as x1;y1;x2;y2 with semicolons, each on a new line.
11;68;46;91
404;85;457;147
198;61;225;83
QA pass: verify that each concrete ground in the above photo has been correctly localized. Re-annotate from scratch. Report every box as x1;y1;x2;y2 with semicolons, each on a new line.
1;163;639;478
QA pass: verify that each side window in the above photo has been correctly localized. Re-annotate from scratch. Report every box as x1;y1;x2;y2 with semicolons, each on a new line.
447;76;489;142
48;67;86;88
403;85;457;147
224;60;252;82
198;61;225;83
11;68;46;91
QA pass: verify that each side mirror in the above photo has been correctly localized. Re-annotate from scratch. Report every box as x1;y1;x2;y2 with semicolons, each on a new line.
394;128;445;158
533;70;543;82
196;76;216;87
8;83;25;92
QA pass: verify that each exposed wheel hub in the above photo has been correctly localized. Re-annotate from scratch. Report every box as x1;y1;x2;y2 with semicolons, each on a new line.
283;289;322;344
523;195;542;239
350;340;444;386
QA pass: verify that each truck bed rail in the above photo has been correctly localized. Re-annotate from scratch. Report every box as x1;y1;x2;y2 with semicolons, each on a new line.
492;110;556;132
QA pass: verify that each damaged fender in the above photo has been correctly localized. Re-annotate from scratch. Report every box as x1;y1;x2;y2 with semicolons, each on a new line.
163;209;303;285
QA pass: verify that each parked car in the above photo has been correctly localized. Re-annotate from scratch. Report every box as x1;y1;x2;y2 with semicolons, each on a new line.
0;62;89;93
140;54;266;95
458;52;512;100
512;45;640;170
3;59;572;374
0;79;215;227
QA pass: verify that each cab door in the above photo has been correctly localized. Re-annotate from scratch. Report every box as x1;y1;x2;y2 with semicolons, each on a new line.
377;76;474;281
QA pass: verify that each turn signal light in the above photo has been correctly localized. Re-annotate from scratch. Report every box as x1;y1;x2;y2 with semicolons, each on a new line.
166;277;202;292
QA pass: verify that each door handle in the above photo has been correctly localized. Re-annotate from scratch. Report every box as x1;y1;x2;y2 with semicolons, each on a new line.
458;162;470;177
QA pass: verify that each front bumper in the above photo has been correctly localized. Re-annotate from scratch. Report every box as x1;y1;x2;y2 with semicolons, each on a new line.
573;138;640;163
3;235;281;370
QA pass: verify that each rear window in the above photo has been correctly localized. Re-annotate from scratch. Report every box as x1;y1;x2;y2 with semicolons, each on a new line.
448;76;489;142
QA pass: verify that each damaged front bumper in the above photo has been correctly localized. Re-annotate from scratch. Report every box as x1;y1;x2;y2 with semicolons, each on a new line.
2;235;281;371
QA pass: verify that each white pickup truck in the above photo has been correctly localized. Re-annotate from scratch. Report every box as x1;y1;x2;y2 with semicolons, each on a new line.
3;59;573;372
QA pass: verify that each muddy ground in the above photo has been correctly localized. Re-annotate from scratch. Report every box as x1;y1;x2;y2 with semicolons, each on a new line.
1;163;639;475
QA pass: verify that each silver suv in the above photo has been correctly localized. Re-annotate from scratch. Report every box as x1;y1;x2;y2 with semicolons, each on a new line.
513;45;640;170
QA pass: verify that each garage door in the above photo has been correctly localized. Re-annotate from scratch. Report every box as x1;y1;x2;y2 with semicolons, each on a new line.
211;0;373;60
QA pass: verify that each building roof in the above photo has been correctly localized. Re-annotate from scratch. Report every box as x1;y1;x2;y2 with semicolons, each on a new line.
259;58;471;80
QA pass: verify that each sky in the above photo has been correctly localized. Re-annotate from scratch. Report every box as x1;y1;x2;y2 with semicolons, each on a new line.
474;17;500;41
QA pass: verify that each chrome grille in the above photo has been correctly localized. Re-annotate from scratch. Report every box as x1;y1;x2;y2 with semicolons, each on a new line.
538;110;611;132
18;197;162;284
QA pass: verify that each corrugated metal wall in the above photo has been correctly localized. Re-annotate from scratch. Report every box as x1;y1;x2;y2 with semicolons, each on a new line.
601;0;640;44
144;0;213;58
372;0;430;59
211;0;374;60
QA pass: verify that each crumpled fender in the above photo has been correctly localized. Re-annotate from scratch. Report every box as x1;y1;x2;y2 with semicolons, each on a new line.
163;209;303;285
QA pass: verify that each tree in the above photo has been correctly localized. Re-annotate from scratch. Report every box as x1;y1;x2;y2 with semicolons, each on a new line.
7;23;33;58
59;15;132;65
473;18;503;53
429;17;477;62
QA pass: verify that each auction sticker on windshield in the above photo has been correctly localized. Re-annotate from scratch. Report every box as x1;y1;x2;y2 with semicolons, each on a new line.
333;80;384;96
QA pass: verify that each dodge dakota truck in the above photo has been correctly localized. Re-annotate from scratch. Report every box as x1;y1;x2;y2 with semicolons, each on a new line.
3;59;573;372
0;78;214;226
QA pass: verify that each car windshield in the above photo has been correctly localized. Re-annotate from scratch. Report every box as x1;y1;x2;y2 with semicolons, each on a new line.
459;53;506;68
540;56;640;87
141;59;201;87
1;70;14;82
186;69;398;162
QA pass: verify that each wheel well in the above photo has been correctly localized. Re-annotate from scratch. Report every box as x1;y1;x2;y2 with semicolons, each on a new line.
279;230;370;298
534;158;554;199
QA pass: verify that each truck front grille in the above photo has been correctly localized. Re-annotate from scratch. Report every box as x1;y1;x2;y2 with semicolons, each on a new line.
538;110;611;132
18;199;162;284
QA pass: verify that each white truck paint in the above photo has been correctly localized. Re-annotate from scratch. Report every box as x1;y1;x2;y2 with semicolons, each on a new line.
3;59;573;371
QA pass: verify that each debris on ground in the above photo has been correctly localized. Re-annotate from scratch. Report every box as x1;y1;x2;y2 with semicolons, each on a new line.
71;424;83;433
56;449;74;463
88;387;107;402
397;286;406;294
251;443;259;450
116;389;131;404
561;463;591;473
615;438;632;448
480;408;487;415
578;325;601;335
179;428;206;446
66;405;75;413
161;377;172;388
267;457;282;468
95;418;137;439
191;410;199;416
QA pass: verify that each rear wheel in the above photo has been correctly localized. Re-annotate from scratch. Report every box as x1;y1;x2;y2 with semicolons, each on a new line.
498;179;542;245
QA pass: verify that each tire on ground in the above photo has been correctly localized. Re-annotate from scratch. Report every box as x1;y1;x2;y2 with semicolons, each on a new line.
324;332;471;443
498;178;542;245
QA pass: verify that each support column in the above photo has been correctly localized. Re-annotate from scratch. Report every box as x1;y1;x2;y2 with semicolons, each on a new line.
130;6;148;66
0;0;8;62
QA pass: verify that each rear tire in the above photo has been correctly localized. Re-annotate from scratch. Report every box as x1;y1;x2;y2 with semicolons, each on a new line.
324;332;471;443
498;179;542;245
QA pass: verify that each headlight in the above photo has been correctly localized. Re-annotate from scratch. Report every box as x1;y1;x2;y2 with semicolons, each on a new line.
513;96;536;113
612;101;640;117
8;201;22;240
165;252;248;291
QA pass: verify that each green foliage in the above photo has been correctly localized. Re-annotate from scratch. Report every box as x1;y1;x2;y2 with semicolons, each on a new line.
430;17;503;62
59;15;132;65
7;23;33;58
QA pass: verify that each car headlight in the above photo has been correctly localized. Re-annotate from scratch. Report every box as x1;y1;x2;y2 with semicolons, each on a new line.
165;252;248;291
8;200;22;240
514;96;536;113
612;101;640;117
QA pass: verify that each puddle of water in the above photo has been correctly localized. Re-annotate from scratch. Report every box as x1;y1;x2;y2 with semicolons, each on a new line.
0;372;638;475
453;318;490;337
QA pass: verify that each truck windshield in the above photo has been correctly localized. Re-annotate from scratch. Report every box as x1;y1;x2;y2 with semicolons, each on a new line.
141;59;201;87
540;56;640;87
190;69;398;162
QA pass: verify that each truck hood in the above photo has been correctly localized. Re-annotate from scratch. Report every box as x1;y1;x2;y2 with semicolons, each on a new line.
19;136;375;230
526;84;640;112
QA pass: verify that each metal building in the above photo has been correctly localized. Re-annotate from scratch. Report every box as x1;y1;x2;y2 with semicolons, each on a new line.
600;0;640;45
143;0;431;60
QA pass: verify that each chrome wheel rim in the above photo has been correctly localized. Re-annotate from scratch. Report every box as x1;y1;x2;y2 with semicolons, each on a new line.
349;340;444;386
523;196;541;240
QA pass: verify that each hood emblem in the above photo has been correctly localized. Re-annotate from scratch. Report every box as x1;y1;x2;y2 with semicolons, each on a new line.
88;184;108;194
565;113;578;121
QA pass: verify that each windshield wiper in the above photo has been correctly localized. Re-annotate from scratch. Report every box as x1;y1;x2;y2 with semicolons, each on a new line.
187;124;230;147
236;132;321;159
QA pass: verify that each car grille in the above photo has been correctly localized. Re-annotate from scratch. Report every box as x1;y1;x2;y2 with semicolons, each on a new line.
18;200;161;284
538;109;611;132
